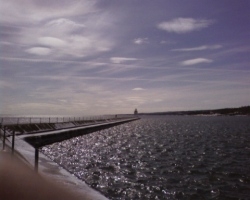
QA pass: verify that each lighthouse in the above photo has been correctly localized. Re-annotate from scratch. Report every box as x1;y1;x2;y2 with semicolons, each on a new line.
134;108;138;115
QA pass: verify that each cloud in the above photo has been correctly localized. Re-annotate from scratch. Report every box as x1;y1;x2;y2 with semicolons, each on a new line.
181;58;213;66
126;96;146;104
110;57;138;64
132;88;145;91
172;45;222;51
133;38;148;44
20;17;114;58
38;37;67;47
0;1;114;59
25;47;52;56
43;18;86;37
0;80;15;89
0;41;13;46
45;18;85;30
157;18;213;34
160;40;168;44
153;99;163;102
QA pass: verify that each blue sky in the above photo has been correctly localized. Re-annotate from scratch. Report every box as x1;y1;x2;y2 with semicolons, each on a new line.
0;0;250;116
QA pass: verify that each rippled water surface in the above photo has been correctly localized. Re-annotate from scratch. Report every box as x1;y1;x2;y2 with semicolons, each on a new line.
42;116;250;199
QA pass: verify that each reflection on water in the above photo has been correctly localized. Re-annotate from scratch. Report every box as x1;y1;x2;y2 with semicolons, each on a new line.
42;116;250;199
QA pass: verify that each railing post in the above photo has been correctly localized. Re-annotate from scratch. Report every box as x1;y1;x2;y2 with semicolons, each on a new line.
2;126;6;150
35;148;39;172
12;130;15;154
30;117;31;124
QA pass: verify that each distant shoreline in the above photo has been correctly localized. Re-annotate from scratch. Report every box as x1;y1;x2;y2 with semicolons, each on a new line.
139;106;250;116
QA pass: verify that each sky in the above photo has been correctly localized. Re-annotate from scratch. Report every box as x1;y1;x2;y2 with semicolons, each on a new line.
0;0;250;116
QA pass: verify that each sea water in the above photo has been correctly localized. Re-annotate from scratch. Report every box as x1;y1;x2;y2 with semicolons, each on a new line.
42;115;250;199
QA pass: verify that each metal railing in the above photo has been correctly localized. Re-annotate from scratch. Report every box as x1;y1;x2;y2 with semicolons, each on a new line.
0;115;132;126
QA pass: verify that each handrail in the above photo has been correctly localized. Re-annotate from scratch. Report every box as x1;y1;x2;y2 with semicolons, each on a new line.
0;115;133;126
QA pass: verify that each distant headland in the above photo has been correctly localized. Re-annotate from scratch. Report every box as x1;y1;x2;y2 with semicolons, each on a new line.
140;106;250;116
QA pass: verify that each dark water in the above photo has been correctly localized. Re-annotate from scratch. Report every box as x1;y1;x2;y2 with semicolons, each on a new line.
42;116;250;199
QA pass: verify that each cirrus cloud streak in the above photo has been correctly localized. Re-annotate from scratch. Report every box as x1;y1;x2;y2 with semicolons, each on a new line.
25;47;52;56
181;58;213;66
110;57;138;64
172;45;222;51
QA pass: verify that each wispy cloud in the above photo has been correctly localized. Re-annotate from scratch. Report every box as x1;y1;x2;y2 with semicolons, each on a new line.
160;40;176;45
153;99;163;102
38;37;67;47
33;18;114;57
133;38;148;44
45;18;85;30
126;96;146;104
25;47;52;56
0;80;16;89
0;1;96;23
157;18;213;34
132;88;145;91
181;58;213;66
0;1;115;59
172;45;222;51
0;56;91;64
110;57;138;64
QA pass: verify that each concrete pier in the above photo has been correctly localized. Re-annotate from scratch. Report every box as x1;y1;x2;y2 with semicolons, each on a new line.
0;117;139;200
